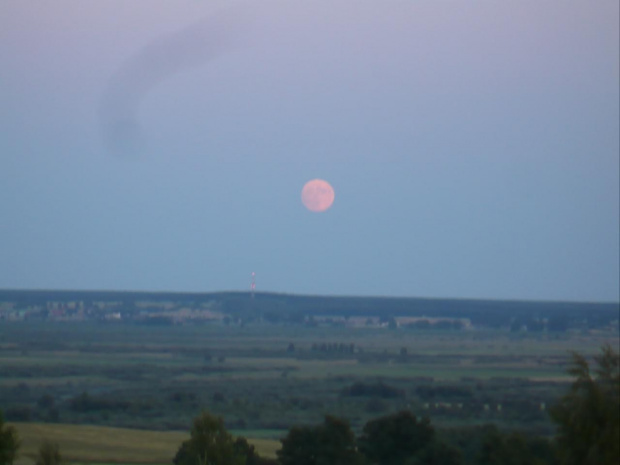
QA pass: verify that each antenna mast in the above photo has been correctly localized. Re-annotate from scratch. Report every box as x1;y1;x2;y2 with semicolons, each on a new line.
250;272;256;299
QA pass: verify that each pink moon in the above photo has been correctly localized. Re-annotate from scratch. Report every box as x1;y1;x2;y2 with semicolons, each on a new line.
301;179;335;212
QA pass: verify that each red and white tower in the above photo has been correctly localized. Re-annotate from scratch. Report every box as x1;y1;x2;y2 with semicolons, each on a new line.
250;272;256;299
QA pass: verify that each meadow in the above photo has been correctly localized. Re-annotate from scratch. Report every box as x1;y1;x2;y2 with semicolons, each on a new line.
1;291;618;463
12;422;279;465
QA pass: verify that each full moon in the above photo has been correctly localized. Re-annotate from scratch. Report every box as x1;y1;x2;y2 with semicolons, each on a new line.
301;179;335;212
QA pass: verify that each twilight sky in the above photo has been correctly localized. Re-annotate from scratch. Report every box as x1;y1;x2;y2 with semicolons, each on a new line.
1;0;618;302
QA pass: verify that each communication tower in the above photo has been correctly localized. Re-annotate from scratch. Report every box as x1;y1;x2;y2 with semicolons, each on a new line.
251;272;256;299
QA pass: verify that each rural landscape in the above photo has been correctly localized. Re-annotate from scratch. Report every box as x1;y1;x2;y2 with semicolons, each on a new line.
1;289;618;464
2;0;618;463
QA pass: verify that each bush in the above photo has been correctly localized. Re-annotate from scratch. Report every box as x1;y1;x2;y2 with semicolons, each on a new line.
68;392;140;413
37;395;55;410
4;407;32;422
35;442;62;465
0;410;20;465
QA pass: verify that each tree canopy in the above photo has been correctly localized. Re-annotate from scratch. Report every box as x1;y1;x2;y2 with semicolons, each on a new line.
277;415;365;465
173;411;245;465
550;343;619;465
358;411;435;465
476;426;554;465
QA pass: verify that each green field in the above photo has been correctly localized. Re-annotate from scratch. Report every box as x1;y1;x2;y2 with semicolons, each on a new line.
10;422;279;465
1;316;617;462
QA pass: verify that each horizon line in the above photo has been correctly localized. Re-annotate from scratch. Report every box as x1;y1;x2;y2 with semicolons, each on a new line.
0;287;618;306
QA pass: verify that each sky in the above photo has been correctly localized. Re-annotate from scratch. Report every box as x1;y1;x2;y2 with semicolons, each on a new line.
1;0;618;302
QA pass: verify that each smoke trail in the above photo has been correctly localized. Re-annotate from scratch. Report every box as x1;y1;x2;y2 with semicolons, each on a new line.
99;4;257;155
98;0;410;156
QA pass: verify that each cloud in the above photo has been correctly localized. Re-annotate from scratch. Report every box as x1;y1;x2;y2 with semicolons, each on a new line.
99;3;257;156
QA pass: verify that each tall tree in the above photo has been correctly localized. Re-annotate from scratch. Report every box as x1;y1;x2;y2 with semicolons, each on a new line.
406;440;462;465
358;411;434;465
550;343;620;465
233;437;278;465
278;415;365;465
477;426;553;465
0;411;20;465
173;411;245;465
